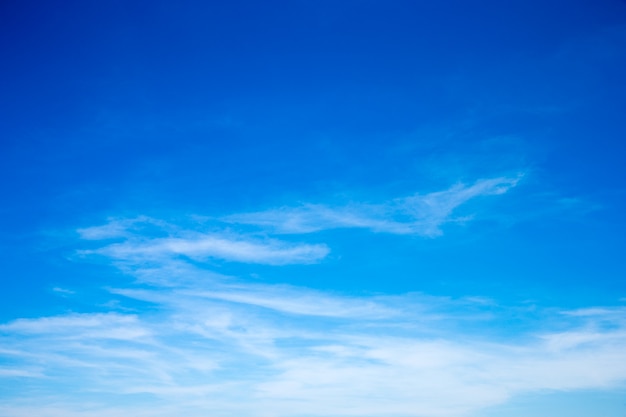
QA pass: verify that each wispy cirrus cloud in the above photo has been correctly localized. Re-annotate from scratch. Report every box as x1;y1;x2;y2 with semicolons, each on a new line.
89;234;329;265
78;175;521;270
78;218;329;266
1;261;626;417
6;176;622;417
77;216;170;240
224;175;523;236
110;284;398;320
0;313;150;340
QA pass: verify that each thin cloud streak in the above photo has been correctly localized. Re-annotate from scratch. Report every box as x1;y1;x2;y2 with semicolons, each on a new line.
93;235;329;265
79;222;330;266
224;175;523;236
183;285;398;319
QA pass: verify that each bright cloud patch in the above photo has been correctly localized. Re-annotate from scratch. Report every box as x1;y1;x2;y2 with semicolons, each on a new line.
1;261;626;417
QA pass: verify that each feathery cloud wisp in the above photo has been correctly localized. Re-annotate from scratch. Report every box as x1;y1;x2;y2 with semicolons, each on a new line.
224;175;522;236
79;220;330;266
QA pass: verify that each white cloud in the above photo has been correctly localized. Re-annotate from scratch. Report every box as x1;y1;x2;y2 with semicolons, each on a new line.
181;284;397;318
76;176;521;272
2;263;626;417
78;218;329;265
0;313;151;341
0;368;44;378
6;177;624;417
90;235;329;265
224;175;522;236
51;286;75;295
77;216;168;240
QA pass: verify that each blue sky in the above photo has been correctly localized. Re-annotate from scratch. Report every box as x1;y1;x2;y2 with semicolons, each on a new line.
1;1;626;416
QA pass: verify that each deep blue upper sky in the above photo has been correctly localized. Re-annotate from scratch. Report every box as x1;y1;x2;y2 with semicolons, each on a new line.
3;0;625;311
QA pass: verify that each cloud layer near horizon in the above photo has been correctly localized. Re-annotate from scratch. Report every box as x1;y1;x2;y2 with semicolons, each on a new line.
2;259;626;417
3;177;626;417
